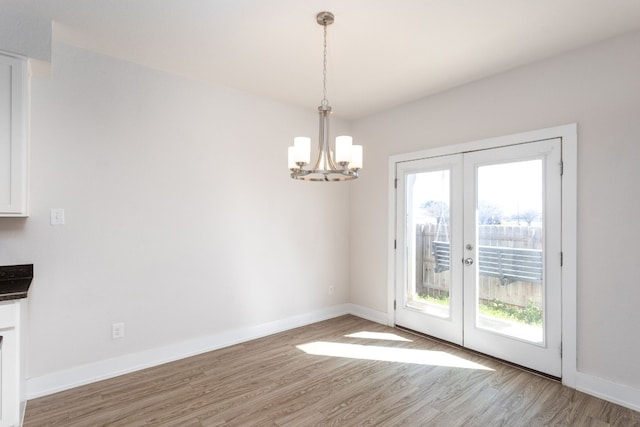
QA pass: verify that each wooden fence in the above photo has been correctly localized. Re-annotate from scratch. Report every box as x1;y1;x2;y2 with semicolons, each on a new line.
415;223;543;308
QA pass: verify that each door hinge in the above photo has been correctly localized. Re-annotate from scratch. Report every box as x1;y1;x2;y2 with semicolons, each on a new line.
560;342;563;357
394;178;398;189
560;161;564;176
560;251;564;266
394;300;397;310
394;239;397;250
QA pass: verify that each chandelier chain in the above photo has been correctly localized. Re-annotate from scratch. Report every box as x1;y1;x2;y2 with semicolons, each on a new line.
322;22;328;105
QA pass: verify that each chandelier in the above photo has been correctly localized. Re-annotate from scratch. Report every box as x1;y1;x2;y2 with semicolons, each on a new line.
288;11;363;181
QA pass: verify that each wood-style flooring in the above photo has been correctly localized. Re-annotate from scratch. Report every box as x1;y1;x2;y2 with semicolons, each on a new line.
24;315;640;426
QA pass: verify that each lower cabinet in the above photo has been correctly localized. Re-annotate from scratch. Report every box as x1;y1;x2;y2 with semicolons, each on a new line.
0;299;27;427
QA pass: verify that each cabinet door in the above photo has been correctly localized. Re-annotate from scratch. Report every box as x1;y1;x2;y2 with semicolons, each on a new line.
0;54;28;216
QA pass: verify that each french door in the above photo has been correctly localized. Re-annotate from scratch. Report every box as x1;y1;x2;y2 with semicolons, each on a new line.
394;138;562;377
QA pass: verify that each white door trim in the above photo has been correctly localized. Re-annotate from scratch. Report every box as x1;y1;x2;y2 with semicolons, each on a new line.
387;123;577;387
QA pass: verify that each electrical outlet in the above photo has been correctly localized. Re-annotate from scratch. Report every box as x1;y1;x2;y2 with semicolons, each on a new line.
50;208;65;225
328;285;335;295
112;322;125;339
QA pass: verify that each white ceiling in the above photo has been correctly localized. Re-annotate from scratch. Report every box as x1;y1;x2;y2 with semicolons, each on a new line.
13;0;640;119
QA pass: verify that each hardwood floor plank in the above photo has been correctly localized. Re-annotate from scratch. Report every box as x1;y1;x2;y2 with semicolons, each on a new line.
24;315;640;427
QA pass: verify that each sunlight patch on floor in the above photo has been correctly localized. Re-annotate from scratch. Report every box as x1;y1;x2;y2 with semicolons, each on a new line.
344;331;413;342
297;341;494;371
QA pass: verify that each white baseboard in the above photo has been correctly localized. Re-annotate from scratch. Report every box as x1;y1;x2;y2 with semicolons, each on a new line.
576;372;640;412
343;303;388;325
26;304;640;415
27;304;389;400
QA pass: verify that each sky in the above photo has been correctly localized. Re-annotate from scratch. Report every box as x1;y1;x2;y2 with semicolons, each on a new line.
411;159;542;219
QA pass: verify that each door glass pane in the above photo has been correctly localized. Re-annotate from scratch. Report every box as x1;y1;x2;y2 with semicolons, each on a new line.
475;160;544;343
406;170;451;318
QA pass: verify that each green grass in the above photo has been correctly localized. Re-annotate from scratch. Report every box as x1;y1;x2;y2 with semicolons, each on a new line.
417;293;450;306
417;293;543;326
479;299;543;326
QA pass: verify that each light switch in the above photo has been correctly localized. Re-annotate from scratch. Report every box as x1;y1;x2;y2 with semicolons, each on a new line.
50;208;65;225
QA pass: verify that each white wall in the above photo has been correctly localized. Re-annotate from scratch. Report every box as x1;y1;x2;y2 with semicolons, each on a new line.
0;42;351;379
0;1;51;65
350;31;640;389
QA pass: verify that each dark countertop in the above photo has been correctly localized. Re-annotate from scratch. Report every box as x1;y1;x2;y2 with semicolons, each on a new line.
0;264;33;301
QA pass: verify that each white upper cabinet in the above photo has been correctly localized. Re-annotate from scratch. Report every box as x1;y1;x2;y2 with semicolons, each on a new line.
0;54;28;217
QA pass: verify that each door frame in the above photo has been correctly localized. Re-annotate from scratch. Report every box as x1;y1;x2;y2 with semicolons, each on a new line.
387;124;577;388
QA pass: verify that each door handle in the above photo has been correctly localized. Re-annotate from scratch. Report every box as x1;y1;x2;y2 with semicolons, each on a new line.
463;258;474;266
